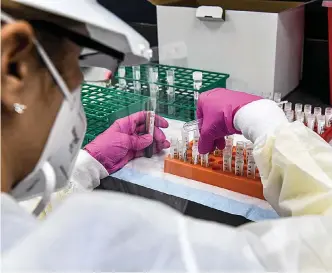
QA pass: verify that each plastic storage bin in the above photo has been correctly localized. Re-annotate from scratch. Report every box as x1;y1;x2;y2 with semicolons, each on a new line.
114;64;229;121
81;84;149;146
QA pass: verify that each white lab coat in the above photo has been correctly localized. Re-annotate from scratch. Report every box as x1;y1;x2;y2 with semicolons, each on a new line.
1;100;332;271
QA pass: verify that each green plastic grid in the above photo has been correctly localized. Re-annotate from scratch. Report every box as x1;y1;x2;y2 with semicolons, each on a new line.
81;83;149;146
113;64;229;121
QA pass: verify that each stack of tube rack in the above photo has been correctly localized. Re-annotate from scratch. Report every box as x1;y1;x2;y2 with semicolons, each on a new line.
164;125;264;199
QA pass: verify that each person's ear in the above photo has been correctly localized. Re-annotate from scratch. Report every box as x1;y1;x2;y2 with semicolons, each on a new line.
1;21;35;113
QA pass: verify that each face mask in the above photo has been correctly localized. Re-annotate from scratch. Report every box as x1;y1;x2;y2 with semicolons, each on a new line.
1;12;87;215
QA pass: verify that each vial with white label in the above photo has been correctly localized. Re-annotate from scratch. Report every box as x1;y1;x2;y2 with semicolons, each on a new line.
314;107;322;125
118;66;127;90
235;155;244;176
304;104;312;123
247;155;256;179
284;102;292;113
193;71;202;109
245;142;254;162
317;115;326;134
132;66;141;94
286;110;295;122
295;111;305;123
295;103;303;113
273;92;282;103
236;141;244;157
201;153;209;167
307;113;315;130
192;143;199;165
325;107;332;127
223;150;232;172
177;140;183;161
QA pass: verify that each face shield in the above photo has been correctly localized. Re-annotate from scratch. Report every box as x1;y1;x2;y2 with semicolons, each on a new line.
1;0;153;215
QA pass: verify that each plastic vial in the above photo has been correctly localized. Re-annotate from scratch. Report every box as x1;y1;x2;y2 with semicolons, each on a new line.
166;69;175;85
304;104;312;123
325;107;332;127
313;107;322;125
245;142;254;162
286;110;294;122
273;92;282;103
295;103;303;113
181;130;189;162
201;153;209;167
193;71;203;108
236;141;244;157
284;102;292;113
192;144;199;165
223;150;232;172
177;140;183;161
317;115;326;135
170;138;177;159
295;111;305;123
235;155;244;176
225;137;233;148
193;129;200;147
247;155;256;179
118;66;127;90
307;113;315;131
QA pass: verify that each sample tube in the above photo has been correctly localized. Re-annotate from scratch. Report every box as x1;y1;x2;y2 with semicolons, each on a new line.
235;155;244;176
325;107;332;127
166;69;175;115
236;141;244;157
182;130;189;162
118;66;127;90
304;104;312;123
192;144;199;165
284;102;292;113
223;149;232;172
177;140;183;161
285;110;294;122
247;155;256;179
317;115;326;135
166;69;175;85
193;129;200;147
193;71;203;109
295;111;305;123
245;142;254;162
170;138;177;159
201;153;209;167
307;113;315;131
314;107;322;125
295;103;303;113
144;107;155;158
273;92;282;103
132;66;141;94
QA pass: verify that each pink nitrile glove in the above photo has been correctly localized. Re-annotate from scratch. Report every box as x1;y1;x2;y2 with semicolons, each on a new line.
197;88;262;154
85;111;170;174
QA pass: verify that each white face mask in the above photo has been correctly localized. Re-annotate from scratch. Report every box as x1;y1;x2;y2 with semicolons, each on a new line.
1;12;87;215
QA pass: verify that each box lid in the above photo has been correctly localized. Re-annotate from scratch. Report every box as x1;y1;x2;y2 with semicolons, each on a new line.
156;0;306;13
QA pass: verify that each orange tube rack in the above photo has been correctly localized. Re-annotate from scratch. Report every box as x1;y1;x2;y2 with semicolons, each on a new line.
164;146;265;200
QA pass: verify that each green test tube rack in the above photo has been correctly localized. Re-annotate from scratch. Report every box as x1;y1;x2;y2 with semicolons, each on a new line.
81;83;149;146
113;64;229;121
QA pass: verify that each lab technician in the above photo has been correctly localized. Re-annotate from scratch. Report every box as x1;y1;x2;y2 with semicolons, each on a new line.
1;0;332;271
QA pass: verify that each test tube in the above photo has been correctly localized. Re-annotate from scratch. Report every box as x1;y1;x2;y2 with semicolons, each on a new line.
170;138;177;159
166;69;175;115
245;142;253;162
118;66;127;90
236;141;244;157
193;129;200;147
284;102;292;113
325;107;332;127
201;153;209;167
235;155;244;176
295;111;305;123
132;66;141;94
273;92;282;103
193;71;203;109
177;140;183;161
295;103;303;113
317;115;326;135
192;144;199;165
144;106;155;158
247;156;256;179
285;110;294;122
307;113;315;131
304;104;312;123
182;130;189;162
223;149;232;172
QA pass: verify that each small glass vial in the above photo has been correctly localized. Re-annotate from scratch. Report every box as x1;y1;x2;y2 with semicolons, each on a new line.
247;155;256;179
118;66;127;90
245;142;254;162
307;113;315;130
223;150;232;172
325;107;332;127
234;155;244;176
200;153;209;167
317;114;326;135
284;102;292;113
192;144;199;165
295;111;305;123
313;107;322;124
273;92;282;103
193;71;203;109
295;103;303;113
286;110;294;122
177;140;183;161
304;104;312;123
236;141;245;157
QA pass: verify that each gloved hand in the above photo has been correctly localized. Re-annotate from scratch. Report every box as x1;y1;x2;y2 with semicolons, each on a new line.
197;88;262;154
85;111;170;174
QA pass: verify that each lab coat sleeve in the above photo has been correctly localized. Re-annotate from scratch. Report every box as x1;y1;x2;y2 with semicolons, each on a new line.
69;149;109;191
234;99;332;217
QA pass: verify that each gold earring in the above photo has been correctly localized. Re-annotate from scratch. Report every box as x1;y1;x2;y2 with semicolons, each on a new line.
13;103;27;114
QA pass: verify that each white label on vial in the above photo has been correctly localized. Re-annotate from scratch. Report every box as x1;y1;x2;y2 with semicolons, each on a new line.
223;156;232;172
236;147;244;157
247;160;256;178
235;159;244;176
246;147;253;161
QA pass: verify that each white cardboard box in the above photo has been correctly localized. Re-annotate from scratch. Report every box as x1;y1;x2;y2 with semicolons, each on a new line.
157;0;306;99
